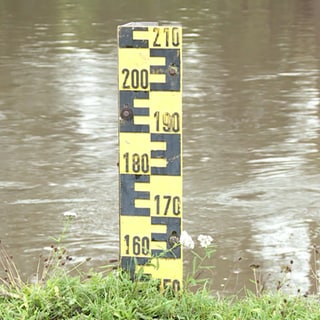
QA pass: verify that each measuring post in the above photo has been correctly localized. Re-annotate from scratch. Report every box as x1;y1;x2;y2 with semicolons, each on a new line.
118;22;183;290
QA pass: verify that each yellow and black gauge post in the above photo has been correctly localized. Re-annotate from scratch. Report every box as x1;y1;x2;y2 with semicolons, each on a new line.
118;22;183;290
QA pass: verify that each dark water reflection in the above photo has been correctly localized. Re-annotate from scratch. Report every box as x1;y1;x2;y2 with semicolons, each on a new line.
1;0;320;294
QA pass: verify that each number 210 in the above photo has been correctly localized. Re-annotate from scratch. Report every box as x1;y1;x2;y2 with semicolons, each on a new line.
153;27;180;47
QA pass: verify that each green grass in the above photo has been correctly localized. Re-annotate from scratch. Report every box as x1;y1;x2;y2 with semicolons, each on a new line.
1;269;320;319
1;230;320;319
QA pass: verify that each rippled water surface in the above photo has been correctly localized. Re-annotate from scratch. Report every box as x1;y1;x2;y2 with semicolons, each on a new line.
1;0;320;294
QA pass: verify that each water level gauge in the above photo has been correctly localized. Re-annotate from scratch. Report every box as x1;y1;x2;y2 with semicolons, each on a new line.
118;22;183;290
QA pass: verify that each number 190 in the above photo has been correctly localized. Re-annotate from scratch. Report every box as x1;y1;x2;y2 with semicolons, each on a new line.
154;111;180;132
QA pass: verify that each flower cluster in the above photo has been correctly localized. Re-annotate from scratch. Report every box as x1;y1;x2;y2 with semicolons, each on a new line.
63;211;77;218
179;231;195;249
179;231;213;249
197;235;213;248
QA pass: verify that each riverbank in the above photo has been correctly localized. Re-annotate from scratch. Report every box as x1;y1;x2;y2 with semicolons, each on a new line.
1;268;320;319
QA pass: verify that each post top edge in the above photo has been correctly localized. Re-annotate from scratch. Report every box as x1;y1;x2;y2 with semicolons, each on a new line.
119;22;182;27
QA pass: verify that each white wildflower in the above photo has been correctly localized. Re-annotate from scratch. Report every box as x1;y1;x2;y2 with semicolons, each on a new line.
63;211;77;218
179;231;195;249
198;235;213;248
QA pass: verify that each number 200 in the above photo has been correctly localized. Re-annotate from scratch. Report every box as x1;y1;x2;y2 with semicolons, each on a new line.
122;68;148;89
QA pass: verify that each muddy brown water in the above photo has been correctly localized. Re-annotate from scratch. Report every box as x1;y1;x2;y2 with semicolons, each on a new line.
1;0;320;294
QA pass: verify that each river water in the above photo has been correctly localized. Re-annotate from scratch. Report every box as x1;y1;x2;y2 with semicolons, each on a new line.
1;0;320;295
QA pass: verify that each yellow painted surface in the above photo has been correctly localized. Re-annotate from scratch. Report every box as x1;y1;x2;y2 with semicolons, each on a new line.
119;132;150;175
149;91;182;133
118;49;150;91
149;176;182;217
120;216;151;257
